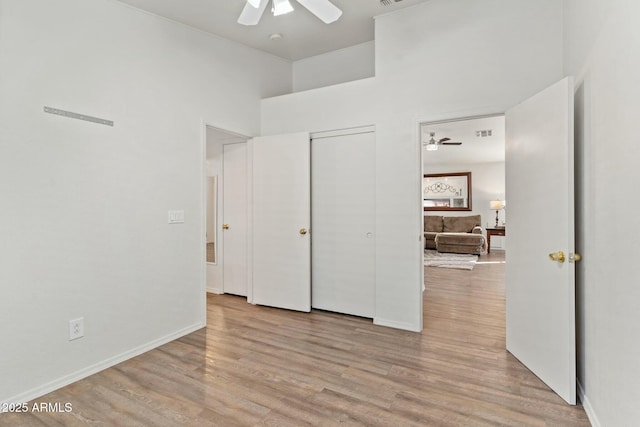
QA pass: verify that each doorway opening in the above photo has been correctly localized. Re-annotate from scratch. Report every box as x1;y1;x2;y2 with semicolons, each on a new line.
204;125;249;296
421;114;507;256
420;114;507;323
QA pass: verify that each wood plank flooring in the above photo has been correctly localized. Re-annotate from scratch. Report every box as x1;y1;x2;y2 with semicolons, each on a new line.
1;251;590;426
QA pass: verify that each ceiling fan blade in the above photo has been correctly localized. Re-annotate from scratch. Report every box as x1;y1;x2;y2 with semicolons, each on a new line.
441;142;463;145
238;0;268;25
296;0;342;23
438;137;451;143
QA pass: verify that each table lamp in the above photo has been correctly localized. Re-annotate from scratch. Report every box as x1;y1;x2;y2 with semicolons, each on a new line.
490;200;505;227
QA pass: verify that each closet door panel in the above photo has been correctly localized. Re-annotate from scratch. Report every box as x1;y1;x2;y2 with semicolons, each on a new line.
252;132;311;312
311;130;375;317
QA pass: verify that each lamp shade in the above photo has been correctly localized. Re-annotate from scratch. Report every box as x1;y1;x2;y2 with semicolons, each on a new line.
490;200;505;210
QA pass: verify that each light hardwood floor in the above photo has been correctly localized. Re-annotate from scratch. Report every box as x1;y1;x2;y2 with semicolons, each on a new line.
2;251;590;426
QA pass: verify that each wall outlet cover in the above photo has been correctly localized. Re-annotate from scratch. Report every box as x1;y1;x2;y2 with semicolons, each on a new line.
69;318;84;341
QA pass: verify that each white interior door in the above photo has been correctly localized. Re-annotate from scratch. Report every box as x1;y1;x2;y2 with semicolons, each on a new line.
252;132;311;312
222;143;248;296
505;76;576;404
311;129;375;317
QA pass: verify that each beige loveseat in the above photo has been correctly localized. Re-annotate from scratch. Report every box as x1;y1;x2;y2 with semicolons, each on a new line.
424;215;486;255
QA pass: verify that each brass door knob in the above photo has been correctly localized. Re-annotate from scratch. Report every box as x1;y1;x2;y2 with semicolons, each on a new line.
222;224;230;230
299;228;308;235
548;251;566;263
569;253;582;263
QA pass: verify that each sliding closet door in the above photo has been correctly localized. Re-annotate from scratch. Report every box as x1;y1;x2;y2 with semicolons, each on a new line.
311;128;376;318
252;132;311;312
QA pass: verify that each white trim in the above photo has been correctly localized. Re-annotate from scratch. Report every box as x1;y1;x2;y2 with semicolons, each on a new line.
200;120;208;324
413;117;425;332
246;137;254;304
206;287;223;295
1;322;204;406
374;317;421;333
311;125;375;140
577;381;601;427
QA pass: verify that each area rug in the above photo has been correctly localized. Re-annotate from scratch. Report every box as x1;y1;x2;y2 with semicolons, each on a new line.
424;250;478;270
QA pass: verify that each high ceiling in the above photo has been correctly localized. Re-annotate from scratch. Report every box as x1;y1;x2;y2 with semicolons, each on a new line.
422;116;506;167
115;0;432;60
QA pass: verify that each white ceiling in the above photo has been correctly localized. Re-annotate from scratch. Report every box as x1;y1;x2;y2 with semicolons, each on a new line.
422;116;506;167
115;0;432;60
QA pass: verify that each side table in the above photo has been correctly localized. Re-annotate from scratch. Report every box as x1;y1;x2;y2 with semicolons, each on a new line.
486;227;506;253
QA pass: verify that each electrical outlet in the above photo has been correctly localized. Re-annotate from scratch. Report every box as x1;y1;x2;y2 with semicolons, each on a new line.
69;318;84;341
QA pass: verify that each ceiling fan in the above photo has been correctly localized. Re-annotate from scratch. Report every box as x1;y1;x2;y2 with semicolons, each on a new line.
423;132;463;151
238;0;342;26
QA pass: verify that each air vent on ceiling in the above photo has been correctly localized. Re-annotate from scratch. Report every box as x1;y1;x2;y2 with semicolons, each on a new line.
380;0;403;6
476;130;493;138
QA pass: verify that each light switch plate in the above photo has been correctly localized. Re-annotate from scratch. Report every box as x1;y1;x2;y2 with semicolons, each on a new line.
168;210;185;224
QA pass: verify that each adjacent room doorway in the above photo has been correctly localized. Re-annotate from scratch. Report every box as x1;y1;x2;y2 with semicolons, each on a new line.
204;125;249;296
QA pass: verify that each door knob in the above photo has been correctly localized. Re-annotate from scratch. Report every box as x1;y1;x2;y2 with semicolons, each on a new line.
548;251;566;263
569;253;582;263
222;224;230;230
299;228;308;235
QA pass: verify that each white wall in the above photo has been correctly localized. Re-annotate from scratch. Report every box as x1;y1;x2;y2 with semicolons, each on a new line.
262;77;377;134
564;0;640;424
293;41;375;92
0;0;290;402
262;0;563;331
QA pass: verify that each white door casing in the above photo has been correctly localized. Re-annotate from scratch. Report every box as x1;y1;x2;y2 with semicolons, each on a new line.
505;76;576;404
251;132;311;312
311;129;376;318
222;143;248;296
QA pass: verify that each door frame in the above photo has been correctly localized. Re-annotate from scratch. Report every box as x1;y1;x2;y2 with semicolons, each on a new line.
201;121;251;298
415;109;506;330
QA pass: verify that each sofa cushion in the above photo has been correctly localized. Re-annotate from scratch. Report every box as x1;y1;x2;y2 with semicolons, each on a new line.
424;215;444;232
436;232;485;255
443;215;481;233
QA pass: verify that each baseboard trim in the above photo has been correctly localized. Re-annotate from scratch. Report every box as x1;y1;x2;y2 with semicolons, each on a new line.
1;322;205;406
577;380;601;427
374;317;421;332
206;287;223;294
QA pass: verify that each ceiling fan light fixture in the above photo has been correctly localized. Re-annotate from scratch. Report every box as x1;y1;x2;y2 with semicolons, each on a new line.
239;0;342;26
425;142;438;151
272;0;294;16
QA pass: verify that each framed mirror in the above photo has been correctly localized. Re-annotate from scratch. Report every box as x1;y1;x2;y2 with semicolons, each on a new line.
423;172;472;211
206;175;217;264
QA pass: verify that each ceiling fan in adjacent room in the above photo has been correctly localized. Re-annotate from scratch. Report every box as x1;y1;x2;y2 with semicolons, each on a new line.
238;0;342;25
423;132;463;151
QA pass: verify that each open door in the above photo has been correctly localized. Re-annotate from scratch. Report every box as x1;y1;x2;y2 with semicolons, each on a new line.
222;142;248;296
251;132;311;312
505;77;577;404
